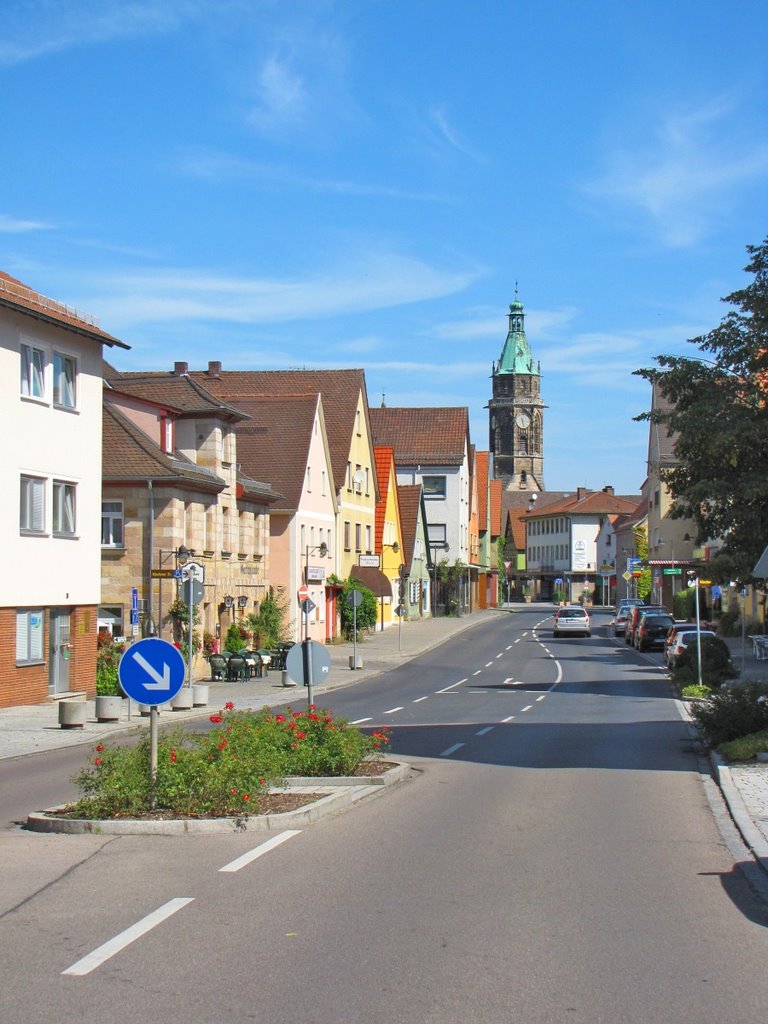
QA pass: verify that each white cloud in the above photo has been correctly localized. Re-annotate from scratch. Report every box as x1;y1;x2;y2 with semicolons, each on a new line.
0;213;52;233
0;1;209;67
583;93;768;247
73;252;481;328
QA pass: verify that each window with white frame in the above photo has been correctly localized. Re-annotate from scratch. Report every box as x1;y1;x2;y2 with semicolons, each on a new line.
20;343;45;399
53;481;76;536
101;500;124;547
16;609;44;664
53;351;77;409
20;476;45;532
365;524;372;552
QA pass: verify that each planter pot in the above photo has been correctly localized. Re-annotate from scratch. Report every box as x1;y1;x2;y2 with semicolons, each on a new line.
170;688;194;711
349;655;363;670
192;684;209;707
58;700;87;729
95;695;122;722
281;670;297;688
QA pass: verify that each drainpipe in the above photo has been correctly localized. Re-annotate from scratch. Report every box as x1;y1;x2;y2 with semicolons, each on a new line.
148;480;155;636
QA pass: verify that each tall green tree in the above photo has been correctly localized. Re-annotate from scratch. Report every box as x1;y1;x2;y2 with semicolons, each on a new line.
635;237;768;581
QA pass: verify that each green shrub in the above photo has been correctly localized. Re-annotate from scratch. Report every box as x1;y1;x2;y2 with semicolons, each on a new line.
69;704;390;818
681;684;713;699
671;635;737;690
716;609;742;637
690;682;768;747
95;633;124;696
340;580;378;637
224;621;249;652
718;729;768;762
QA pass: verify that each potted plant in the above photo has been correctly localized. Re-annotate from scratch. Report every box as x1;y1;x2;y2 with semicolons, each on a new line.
95;633;125;722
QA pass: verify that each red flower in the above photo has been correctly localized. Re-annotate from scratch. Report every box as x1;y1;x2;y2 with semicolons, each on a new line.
242;793;251;801
292;711;302;718
287;721;296;730
259;778;266;786
210;714;223;724
323;717;333;724
291;742;298;749
308;713;319;721
170;753;177;762
95;744;105;752
309;704;316;710
93;757;102;766
275;714;285;723
217;739;228;750
295;731;307;740
230;788;237;795
224;701;235;711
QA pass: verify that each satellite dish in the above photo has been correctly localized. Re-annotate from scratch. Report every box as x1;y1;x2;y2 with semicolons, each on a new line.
353;470;365;493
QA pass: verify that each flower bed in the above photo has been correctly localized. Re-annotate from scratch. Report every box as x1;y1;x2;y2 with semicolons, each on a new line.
66;704;391;820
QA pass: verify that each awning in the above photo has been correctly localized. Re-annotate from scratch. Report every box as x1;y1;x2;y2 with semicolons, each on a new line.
350;566;393;598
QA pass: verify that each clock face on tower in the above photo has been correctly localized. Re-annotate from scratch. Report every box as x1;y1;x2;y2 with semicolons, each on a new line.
515;411;530;429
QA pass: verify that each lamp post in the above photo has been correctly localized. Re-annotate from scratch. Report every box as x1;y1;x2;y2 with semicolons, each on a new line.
303;541;328;706
176;545;193;687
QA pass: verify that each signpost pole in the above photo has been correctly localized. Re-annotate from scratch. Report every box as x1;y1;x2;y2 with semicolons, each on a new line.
187;576;193;688
150;706;158;809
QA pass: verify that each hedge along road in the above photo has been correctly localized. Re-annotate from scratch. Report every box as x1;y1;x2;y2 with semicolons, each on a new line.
1;608;767;1024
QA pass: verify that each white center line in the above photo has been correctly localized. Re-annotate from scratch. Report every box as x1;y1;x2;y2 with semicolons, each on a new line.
62;898;194;977
219;830;302;873
349;717;372;725
440;742;465;757
413;696;429;703
495;653;504;659
384;706;404;714
475;726;494;736
536;695;547;702
501;715;516;722
521;704;533;712
514;638;521;644
484;661;494;667
472;669;482;676
506;645;513;650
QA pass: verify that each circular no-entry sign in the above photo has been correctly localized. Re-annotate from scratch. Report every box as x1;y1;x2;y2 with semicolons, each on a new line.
297;584;310;603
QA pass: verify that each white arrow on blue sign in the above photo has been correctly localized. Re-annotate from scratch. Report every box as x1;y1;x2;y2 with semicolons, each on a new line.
118;638;186;705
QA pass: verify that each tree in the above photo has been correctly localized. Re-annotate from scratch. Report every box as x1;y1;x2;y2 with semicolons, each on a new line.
634;526;652;601
635;237;768;581
246;587;291;648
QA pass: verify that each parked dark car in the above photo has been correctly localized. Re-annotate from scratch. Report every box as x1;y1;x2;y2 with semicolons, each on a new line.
625;604;667;646
634;611;675;651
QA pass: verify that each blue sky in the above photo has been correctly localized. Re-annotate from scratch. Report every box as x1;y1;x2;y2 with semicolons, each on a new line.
2;0;767;495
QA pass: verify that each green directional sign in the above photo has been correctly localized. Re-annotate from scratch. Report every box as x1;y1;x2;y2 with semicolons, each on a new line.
662;567;682;575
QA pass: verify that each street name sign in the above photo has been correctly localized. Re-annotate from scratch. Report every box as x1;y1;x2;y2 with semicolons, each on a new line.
181;561;205;583
118;638;185;705
663;567;682;576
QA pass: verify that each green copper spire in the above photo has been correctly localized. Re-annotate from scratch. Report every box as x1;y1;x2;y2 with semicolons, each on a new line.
497;287;537;375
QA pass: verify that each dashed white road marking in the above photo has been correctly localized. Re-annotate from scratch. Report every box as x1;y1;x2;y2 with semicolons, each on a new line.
506;645;513;650
472;670;482;676
384;706;404;714
495;653;504;659
220;830;302;873
413;696;429;703
536;695;547;702
350;717;372;725
521;705;533;712
484;661;494;667
62;898;194;977
501;715;516;722
475;726;494;736
514;638;521;643
440;742;465;757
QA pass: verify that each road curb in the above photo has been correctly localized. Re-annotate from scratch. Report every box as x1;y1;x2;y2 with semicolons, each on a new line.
24;759;414;836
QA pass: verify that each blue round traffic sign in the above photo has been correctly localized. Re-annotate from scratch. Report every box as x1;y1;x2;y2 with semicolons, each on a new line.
118;638;186;705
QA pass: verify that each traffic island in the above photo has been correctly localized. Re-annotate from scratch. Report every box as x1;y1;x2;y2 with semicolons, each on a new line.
25;760;414;835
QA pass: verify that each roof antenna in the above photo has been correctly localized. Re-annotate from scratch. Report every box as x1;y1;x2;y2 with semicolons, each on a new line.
381;390;386;408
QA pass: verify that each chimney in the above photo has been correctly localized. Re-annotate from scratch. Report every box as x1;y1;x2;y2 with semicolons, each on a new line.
173;361;188;376
602;485;614;496
208;360;222;378
577;486;588;500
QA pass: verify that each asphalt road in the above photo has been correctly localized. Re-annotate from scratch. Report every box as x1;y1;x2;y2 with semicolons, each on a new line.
1;608;766;1024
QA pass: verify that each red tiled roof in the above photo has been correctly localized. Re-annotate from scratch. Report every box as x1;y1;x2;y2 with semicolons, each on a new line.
373;446;395;553
526;489;639;518
106;368;250;420
489;479;503;538
102;403;224;490
223;394;323;512
0;271;128;348
187;367;369;492
396;484;423;570
369;406;469;466
475;451;489;525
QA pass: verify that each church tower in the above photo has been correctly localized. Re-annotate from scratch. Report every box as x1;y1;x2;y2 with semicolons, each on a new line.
488;289;545;490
